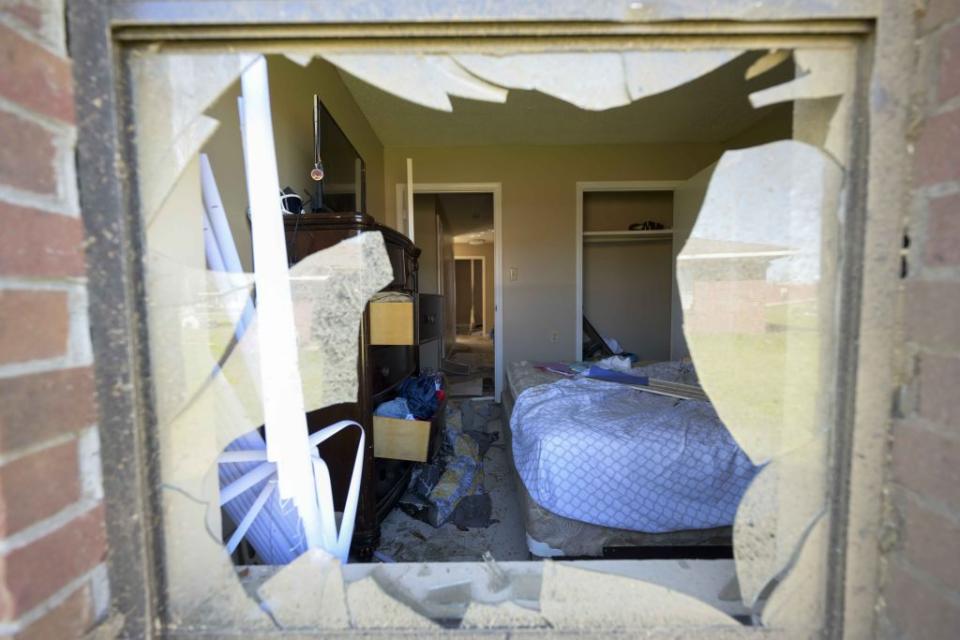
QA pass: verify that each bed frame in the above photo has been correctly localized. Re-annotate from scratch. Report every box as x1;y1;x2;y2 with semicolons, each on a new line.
502;362;732;558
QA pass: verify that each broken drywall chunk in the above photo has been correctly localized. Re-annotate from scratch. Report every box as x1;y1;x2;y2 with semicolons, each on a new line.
257;549;350;629
733;434;828;608
539;562;737;629
345;576;438;629
761;516;829;630
677;140;844;464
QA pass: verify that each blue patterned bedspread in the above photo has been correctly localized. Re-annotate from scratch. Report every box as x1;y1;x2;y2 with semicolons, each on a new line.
510;365;759;533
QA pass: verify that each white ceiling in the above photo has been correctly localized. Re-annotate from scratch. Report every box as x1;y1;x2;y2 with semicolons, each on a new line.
338;51;793;147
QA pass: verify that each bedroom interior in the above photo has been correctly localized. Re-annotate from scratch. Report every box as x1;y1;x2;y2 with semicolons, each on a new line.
134;42;856;626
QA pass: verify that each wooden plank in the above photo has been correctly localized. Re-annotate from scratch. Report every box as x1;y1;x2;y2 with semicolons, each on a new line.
373;416;431;462
370;301;414;345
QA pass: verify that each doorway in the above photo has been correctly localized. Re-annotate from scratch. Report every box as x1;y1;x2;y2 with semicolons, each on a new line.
398;183;503;400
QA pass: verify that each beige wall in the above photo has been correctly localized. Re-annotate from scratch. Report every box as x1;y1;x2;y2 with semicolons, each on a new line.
200;55;386;270
384;144;722;367
454;241;494;336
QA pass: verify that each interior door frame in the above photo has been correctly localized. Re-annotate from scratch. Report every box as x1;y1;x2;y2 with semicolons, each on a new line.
575;180;683;361
454;255;487;335
397;182;503;401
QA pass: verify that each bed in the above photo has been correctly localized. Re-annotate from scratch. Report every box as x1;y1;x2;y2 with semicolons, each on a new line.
503;360;758;558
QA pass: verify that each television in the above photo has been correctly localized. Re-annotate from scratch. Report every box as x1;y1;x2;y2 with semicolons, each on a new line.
310;95;366;214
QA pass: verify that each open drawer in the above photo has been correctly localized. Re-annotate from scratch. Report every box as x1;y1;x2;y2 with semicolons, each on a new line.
373;416;431;462
369;301;414;345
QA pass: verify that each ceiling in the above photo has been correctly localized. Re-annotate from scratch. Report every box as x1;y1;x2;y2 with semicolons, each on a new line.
436;193;494;239
338;51;793;147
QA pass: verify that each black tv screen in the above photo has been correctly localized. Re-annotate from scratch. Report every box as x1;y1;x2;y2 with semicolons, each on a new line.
313;97;365;214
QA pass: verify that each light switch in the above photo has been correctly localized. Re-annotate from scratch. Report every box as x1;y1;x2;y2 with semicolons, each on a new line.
509;267;518;281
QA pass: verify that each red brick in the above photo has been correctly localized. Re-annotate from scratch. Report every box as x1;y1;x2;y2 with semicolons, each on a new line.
13;583;93;640
914;108;960;186
0;440;81;538
904;280;960;349
0;4;44;34
920;0;960;34
0;202;87;278
917;353;960;426
0;23;74;125
940;25;960;104
895;492;960;591
885;562;960;639
924;193;960;265
892;420;960;511
0;368;96;453
0;504;105;620
0;109;57;196
0;290;69;365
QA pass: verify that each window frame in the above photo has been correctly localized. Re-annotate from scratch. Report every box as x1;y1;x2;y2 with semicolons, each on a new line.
68;2;910;638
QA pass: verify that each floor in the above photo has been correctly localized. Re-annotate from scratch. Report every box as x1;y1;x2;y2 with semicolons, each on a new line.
377;397;529;563
445;333;494;397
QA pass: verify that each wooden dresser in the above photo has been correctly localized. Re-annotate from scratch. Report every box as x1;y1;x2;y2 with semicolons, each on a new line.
283;212;441;558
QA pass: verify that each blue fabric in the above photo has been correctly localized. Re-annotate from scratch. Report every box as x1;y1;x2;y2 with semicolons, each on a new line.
399;375;440;419
584;366;650;386
374;397;414;420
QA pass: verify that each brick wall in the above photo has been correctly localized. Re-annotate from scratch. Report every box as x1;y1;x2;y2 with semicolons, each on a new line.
880;1;960;638
0;2;109;638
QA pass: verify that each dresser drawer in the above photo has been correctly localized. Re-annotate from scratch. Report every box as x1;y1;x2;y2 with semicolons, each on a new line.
369;346;415;397
373;416;432;462
370;301;414;345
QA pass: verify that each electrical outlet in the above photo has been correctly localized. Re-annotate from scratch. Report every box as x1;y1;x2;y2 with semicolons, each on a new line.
509;267;518;282
550;331;560;343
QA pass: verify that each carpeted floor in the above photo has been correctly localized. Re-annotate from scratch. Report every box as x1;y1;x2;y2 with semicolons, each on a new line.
377;397;528;563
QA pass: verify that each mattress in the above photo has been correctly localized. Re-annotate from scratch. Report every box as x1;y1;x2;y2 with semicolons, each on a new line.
508;361;758;534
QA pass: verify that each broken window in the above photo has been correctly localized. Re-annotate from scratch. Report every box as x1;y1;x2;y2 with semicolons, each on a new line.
127;41;859;634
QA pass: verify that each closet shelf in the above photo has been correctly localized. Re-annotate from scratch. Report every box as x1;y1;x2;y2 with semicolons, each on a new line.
583;229;673;243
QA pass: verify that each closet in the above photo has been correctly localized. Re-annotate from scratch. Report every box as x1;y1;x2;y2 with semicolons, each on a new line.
581;190;675;361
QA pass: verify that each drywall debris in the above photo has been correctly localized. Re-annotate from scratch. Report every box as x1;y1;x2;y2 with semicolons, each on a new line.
746;49;791;81
761;516;829;630
345;576;438;629
733;435;828;607
257;549;350;629
677;140;844;465
539;562;737;629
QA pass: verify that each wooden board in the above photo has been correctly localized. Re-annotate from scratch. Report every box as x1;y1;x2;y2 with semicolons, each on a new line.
370;301;414;345
373;416;431;462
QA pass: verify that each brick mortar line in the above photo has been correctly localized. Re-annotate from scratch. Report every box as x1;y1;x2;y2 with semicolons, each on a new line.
0;96;77;138
0;563;106;635
0;350;94;381
890;482;960;527
0;14;67;59
0;499;102;555
889;554;960;605
0;278;88;291
0;429;81;468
